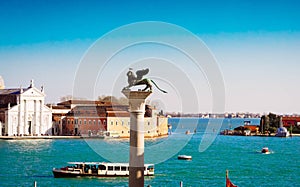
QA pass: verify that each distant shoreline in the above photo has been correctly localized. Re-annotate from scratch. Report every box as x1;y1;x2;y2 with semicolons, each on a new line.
1;134;298;140
220;133;300;137
0;134;169;140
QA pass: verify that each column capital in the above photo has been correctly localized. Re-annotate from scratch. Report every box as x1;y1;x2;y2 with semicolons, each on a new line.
122;90;152;112
122;90;152;100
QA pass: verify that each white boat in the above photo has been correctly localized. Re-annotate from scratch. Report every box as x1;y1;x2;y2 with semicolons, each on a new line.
261;147;270;154
275;127;290;137
178;155;192;160
53;162;154;178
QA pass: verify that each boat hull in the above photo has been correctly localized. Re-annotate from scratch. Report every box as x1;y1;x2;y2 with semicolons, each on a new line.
177;155;192;160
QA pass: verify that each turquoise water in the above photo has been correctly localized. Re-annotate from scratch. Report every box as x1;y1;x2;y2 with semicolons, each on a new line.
1;118;299;187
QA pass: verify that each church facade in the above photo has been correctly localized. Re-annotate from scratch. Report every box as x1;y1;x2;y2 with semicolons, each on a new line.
0;80;52;136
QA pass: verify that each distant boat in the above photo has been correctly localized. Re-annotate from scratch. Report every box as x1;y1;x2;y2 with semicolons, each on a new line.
275;127;290;137
178;155;192;160
53;162;154;178
261;147;270;154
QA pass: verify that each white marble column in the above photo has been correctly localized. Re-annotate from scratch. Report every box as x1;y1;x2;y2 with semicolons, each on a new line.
18;100;22;135
23;100;27;135
39;100;43;135
122;90;152;187
34;100;38;135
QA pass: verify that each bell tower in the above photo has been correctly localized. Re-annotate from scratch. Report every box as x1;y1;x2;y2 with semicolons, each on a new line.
0;76;5;89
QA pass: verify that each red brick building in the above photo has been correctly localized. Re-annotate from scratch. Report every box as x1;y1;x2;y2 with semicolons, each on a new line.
52;100;169;138
52;100;128;136
282;116;300;127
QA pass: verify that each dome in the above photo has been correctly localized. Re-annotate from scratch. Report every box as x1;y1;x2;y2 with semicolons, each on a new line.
0;76;4;89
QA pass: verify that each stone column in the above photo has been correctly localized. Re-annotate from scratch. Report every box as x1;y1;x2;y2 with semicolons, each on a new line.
33;100;37;135
18;100;22;135
122;90;152;187
39;100;43;135
23;100;27;135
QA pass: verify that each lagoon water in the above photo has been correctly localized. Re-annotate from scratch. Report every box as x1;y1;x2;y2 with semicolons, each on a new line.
1;118;299;187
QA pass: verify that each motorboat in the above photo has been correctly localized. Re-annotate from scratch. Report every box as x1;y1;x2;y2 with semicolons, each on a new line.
177;155;192;160
275;127;290;137
53;162;154;178
261;147;270;154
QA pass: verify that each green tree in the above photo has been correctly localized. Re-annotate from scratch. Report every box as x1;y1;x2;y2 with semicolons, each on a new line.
260;115;270;133
268;113;280;128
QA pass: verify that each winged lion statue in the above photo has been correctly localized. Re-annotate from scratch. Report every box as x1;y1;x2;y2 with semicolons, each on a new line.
123;68;167;93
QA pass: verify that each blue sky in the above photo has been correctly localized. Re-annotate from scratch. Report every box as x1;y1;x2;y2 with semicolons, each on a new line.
1;0;299;45
1;0;300;114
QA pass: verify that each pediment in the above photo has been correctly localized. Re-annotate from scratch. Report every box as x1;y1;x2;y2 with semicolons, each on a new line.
21;87;45;97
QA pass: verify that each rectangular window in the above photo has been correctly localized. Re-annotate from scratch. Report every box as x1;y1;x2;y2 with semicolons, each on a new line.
108;166;113;171
121;166;127;171
111;121;113;125
98;120;101;125
89;120;91;124
84;120;87;125
98;165;106;170
94;120;96;125
116;121;118;126
114;166;120;171
79;120;82;125
75;119;78;124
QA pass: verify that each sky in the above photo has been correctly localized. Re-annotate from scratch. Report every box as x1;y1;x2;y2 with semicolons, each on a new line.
1;0;300;114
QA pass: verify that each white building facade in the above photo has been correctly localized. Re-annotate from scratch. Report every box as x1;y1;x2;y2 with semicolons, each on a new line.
0;80;52;136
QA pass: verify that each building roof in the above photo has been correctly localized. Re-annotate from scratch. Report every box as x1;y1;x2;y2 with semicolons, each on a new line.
0;88;29;95
51;105;70;110
57;100;125;107
65;105;107;118
106;110;130;117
